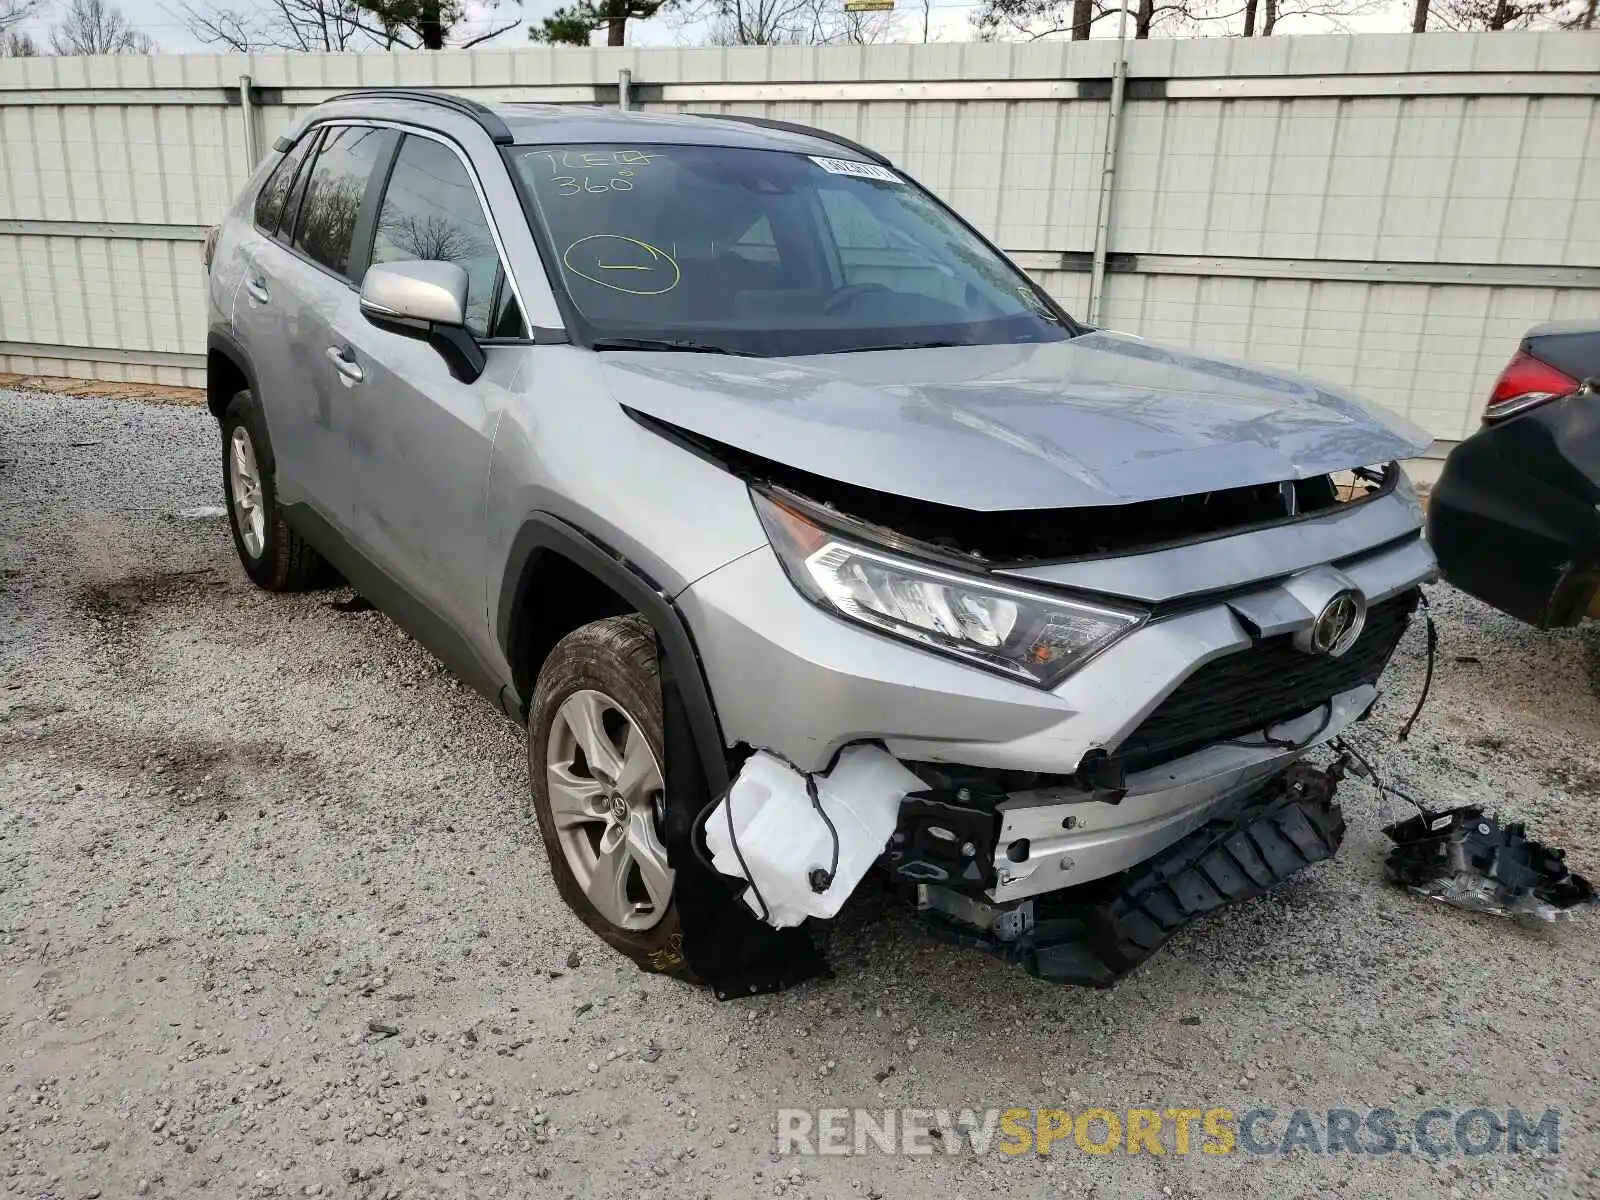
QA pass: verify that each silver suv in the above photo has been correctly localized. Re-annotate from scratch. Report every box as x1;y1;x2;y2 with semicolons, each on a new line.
204;89;1435;991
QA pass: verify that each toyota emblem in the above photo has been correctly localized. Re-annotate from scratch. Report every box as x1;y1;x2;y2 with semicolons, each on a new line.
1305;590;1367;657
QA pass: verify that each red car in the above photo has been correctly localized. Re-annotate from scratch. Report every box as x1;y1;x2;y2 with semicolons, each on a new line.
1427;319;1600;627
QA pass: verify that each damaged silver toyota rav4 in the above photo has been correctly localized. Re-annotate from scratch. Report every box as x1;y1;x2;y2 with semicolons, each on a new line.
205;91;1436;993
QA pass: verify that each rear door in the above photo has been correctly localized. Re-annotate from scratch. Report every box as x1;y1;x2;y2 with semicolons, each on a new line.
229;129;320;478
264;122;397;529
342;130;528;642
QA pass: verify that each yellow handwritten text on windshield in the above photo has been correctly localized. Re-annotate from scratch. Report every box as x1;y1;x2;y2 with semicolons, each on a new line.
539;149;663;198
562;234;681;296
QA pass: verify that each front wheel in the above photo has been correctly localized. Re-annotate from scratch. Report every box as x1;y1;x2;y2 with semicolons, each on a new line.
527;615;689;976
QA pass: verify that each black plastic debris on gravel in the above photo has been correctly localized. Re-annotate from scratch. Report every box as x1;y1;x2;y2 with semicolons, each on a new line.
1384;806;1597;921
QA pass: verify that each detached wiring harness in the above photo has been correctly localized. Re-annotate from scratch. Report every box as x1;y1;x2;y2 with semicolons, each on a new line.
1334;591;1436;814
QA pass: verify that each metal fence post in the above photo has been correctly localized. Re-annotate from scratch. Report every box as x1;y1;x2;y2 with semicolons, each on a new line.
1087;20;1129;326
238;74;259;169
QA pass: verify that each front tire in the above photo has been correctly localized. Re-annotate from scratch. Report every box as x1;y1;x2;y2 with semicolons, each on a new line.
220;390;333;591
528;615;688;976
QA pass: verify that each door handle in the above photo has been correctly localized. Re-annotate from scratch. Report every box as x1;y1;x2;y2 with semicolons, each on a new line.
244;275;270;304
325;345;365;385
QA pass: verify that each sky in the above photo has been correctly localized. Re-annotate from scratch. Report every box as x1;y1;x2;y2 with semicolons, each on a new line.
12;0;1425;54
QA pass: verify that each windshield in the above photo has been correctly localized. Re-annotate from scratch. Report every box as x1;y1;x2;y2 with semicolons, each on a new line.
509;143;1073;356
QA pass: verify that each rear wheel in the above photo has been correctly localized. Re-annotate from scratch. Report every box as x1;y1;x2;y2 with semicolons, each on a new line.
528;615;688;975
220;390;333;591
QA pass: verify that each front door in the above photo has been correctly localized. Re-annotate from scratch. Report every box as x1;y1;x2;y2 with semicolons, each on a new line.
343;131;529;647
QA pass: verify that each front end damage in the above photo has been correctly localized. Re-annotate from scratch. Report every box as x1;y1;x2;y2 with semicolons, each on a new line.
675;457;1433;989
702;745;1352;986
916;761;1348;986
616;333;1437;988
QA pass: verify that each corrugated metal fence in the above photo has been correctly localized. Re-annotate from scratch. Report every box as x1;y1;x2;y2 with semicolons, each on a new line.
1;32;1597;442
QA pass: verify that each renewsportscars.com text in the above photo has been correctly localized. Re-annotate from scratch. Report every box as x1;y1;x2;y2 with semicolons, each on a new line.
776;1106;1560;1158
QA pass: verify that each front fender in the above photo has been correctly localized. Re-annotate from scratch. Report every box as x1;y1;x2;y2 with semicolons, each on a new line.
493;513;731;795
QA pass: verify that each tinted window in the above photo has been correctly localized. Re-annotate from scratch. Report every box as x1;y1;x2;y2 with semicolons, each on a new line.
292;125;390;279
509;144;1069;357
818;189;964;308
276;128;323;245
253;134;315;235
371;134;520;339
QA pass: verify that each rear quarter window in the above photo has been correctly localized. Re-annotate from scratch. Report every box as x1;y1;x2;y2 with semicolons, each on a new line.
254;134;317;236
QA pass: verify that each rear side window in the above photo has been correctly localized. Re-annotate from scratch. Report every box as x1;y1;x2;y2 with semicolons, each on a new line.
292;125;391;280
253;134;315;236
370;134;522;339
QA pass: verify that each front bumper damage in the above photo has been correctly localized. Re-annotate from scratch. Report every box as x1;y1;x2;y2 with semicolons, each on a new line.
919;760;1348;986
672;468;1434;992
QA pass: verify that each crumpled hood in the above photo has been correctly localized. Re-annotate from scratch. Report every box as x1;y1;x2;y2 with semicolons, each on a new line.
604;331;1433;511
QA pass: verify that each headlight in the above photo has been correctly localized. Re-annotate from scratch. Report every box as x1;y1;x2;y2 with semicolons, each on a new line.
752;489;1143;689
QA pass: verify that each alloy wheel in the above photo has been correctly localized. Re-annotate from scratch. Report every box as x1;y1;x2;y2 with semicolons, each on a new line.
227;425;266;559
544;688;673;931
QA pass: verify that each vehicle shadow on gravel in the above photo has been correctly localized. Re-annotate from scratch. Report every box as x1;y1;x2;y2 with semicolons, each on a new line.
1583;623;1600;700
75;568;233;670
79;569;229;621
0;711;328;816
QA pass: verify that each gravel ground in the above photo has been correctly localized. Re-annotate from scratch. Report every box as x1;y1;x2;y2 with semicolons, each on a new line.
2;386;1598;1200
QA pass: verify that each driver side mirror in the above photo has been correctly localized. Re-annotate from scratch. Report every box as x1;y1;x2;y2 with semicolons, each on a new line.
360;260;485;384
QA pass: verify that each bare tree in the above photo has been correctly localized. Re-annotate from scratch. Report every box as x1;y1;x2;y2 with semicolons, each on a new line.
1209;0;1386;34
661;0;890;43
832;2;899;42
1430;0;1560;26
378;212;487;262
49;0;156;52
180;0;406;50
979;0;1392;37
1260;0;1388;29
294;173;365;268
976;0;1198;39
0;0;42;54
183;0;519;50
0;0;42;32
689;0;810;42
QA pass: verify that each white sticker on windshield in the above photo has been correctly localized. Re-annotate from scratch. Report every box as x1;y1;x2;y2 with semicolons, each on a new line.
810;156;902;185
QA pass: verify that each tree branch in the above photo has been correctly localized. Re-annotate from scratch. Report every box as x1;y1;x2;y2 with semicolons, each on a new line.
457;16;519;46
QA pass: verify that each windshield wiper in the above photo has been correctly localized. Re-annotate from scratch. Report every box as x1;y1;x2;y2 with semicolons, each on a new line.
591;337;734;355
844;339;971;353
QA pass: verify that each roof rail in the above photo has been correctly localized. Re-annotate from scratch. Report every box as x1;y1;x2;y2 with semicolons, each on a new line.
694;114;891;167
324;88;514;145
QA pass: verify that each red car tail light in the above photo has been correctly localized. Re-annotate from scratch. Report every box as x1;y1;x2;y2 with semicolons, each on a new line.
1483;350;1579;424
